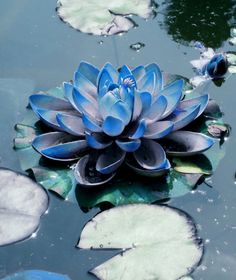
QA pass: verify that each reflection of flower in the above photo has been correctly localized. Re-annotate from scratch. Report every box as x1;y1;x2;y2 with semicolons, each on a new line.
190;43;228;86
29;62;214;186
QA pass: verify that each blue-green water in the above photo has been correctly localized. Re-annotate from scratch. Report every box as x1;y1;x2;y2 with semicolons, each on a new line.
0;0;236;279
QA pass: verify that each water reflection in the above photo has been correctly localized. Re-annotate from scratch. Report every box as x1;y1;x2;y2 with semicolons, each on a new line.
160;0;236;48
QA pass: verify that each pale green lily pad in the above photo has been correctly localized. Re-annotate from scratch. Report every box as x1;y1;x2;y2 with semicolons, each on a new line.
57;0;155;36
228;66;236;73
226;52;236;65
78;204;203;280
229;37;236;45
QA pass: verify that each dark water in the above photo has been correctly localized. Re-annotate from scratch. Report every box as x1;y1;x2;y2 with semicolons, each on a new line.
0;0;236;279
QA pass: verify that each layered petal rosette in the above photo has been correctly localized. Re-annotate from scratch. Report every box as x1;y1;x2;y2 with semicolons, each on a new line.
29;62;215;186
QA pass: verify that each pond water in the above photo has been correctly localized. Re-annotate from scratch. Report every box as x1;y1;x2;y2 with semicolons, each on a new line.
0;0;236;279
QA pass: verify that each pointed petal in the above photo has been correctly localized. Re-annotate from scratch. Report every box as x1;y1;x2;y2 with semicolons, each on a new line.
82;113;102;133
118;65;136;88
102;63;119;83
36;109;60;130
144;121;174;139
178;94;209;118
132;66;145;81
159;80;183;118
98;68;114;99
96;145;126;174
126;158;170;177
74;71;97;99
110;100;132;126
115;138;141;152
32;132;87;161
162;131;215;156
144;95;168;123
63;82;78;109
99;90;119;120
85;132;113;149
77;61;99;86
134;140;167;170
74;155;116;187
167;105;201;131
102;116;125;137
29;94;73;112
127;119;146;139
57;113;85;136
132;91;143;121
145;63;163;92
137;71;156;95
140;91;152;116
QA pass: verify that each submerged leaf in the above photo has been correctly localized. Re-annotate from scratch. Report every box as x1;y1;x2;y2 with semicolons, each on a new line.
57;0;155;35
0;169;48;246
2;270;70;280
78;204;203;280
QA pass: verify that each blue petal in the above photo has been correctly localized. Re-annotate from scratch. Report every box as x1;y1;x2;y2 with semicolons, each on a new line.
82;113;102;133
36;109;60;130
131;90;143;121
144;121;174;139
145;63;163;92
137;71;156;95
159;80;183;118
134;140;167;170
96;145;126;174
128;119;146;139
85;132;113;149
115;138;141;152
74;71;97;99
99;90;120;120
102;116;125;136
56;113;85;136
29;94;73;113
32;132;87;161
167;105;201;131
102;63;119;83
132;65;145;81
119;85;134;111
98;68;114;99
110;100;132;126
63;82;77;109
178;94;209;118
118;65;136;88
140;91;152;116
77;61;99;86
144;95;167;123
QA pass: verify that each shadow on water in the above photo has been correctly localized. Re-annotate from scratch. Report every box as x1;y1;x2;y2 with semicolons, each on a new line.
159;0;236;48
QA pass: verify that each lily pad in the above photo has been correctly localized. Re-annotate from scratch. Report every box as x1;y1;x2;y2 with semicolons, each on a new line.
1;270;70;280
78;204;203;280
0;168;48;246
57;0;155;35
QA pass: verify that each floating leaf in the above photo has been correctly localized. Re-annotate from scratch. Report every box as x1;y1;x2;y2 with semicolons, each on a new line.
1;270;70;280
78;204;203;280
57;0;155;35
0;168;48;246
228;66;236;73
226;52;236;65
173;155;213;175
207;123;230;138
76;169;202;209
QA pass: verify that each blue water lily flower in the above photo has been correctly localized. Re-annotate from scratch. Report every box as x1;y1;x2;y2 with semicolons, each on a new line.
190;43;228;86
29;62;215;186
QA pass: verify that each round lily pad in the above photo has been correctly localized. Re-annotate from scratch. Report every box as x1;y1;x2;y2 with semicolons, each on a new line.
78;204;203;280
0;168;48;246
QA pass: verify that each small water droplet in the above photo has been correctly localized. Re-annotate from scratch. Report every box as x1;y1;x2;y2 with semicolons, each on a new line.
98;40;104;45
99;244;103;248
130;42;145;52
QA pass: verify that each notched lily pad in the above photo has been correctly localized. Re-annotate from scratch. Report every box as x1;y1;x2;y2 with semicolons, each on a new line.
0;168;48;246
1;270;71;280
57;0;155;35
78;204;203;280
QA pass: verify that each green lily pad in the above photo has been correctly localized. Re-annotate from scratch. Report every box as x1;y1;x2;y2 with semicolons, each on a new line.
78;204;203;280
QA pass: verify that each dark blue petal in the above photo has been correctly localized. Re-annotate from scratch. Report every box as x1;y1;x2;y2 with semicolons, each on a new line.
57;113;85;136
74;155;116;187
132;65;145;81
118;65;136;88
167;105;201;131
85;132;113;149
102;116;125;136
77;61;99;86
96;145;126;174
144;95;167;123
144;121;174;139
29;94;73;113
82;113;102;133
159;80;183;118
163;131;215;156
145;63;163;92
115;138;141;152
32;132;87;161
134;139;167;170
74;71;97;99
128;119;146;139
140;91;152;115
178;94;209;118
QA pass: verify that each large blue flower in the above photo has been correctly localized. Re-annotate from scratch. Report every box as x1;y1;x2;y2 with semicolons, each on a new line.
29;62;214;186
